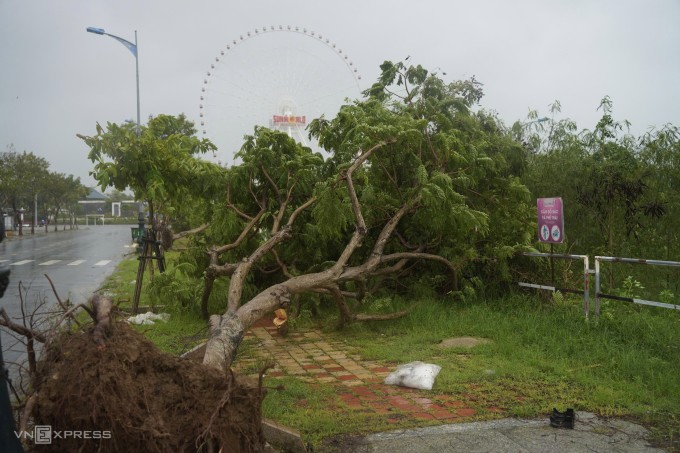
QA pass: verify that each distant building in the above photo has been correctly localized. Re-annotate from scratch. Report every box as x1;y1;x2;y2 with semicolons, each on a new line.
78;188;108;214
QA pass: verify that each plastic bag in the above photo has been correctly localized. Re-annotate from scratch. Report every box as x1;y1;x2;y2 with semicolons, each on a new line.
127;312;170;325
384;361;442;390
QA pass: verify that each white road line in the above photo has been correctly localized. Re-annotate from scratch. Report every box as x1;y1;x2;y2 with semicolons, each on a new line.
0;260;8;263
39;260;62;266
67;260;86;266
94;260;111;266
10;260;34;266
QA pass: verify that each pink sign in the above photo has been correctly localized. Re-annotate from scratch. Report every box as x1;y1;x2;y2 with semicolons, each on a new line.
272;115;306;125
537;197;564;243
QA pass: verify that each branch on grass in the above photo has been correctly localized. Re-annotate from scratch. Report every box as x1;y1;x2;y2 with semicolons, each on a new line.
354;309;412;322
327;285;353;328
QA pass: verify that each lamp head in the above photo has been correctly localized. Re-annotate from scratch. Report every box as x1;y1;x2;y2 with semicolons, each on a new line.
86;27;106;35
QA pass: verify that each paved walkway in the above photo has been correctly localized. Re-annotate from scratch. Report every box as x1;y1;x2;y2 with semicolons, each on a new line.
237;325;484;424
235;325;665;452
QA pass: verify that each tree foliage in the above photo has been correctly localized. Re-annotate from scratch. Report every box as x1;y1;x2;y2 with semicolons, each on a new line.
0;146;86;233
80;114;224;221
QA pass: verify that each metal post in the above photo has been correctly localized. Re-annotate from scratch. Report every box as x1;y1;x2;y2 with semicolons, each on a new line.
134;30;141;138
33;193;37;234
86;27;140;136
594;259;601;317
583;256;589;318
550;243;555;286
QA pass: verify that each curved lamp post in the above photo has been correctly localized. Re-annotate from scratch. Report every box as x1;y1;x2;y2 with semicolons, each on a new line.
86;27;141;136
524;117;549;127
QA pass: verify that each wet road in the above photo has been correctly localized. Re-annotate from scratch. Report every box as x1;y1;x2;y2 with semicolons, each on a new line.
0;224;135;373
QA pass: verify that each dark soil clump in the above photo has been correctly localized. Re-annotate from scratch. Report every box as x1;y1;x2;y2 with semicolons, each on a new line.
31;321;266;452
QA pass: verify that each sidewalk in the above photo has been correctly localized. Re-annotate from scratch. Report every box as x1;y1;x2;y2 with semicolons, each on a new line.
234;324;665;452
237;326;481;423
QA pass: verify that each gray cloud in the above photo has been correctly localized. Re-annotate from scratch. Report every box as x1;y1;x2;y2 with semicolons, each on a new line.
1;0;678;186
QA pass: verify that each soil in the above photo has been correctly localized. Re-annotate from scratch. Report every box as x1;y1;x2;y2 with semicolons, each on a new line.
30;320;266;452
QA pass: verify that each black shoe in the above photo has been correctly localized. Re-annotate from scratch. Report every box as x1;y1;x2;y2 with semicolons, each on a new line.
550;408;575;429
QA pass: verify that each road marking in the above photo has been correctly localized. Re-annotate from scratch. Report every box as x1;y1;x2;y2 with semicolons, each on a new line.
0;260;8;263
10;260;34;266
39;260;62;266
94;260;111;266
67;260;86;266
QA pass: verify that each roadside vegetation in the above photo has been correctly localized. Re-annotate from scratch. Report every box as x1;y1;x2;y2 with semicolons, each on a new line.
5;58;680;451
79;59;680;449
101;254;680;448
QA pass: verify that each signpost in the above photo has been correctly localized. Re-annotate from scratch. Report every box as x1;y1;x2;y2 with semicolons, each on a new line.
537;197;564;244
537;197;565;285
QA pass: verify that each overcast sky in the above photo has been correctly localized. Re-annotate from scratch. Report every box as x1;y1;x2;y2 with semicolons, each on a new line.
1;0;679;188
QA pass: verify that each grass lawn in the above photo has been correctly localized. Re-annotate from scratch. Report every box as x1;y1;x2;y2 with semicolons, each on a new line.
102;255;680;450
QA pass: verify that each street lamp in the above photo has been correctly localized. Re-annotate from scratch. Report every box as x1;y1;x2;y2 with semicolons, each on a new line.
86;26;141;136
524;117;549;127
18;208;25;236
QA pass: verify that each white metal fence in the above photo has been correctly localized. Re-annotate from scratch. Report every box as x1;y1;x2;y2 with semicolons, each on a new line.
594;256;680;316
518;253;680;317
518;252;590;317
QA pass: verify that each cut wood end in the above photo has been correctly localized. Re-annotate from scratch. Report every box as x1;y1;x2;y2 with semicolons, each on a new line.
273;309;287;327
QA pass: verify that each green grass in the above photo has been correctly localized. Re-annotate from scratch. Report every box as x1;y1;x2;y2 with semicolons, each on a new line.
326;294;680;447
98;257;680;449
261;377;394;443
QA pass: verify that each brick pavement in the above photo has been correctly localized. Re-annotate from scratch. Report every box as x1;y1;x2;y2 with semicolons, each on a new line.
235;325;493;425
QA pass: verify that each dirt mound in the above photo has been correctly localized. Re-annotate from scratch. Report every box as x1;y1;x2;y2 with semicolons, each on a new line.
31;320;266;452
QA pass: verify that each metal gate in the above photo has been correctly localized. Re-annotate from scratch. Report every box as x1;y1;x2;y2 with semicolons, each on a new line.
518;252;590;317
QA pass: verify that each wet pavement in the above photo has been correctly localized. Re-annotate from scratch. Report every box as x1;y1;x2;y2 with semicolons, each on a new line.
0;224;135;373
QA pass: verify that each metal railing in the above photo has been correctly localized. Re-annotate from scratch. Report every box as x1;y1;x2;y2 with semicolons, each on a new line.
518;252;590;317
594;256;680;316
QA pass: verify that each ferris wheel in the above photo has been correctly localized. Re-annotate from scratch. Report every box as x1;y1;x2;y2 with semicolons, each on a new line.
199;26;363;165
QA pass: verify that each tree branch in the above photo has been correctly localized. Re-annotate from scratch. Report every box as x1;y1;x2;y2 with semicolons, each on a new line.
271;249;294;279
213;207;266;256
226;185;253;221
0;308;46;343
172;223;209;241
379;251;456;272
226;228;294;312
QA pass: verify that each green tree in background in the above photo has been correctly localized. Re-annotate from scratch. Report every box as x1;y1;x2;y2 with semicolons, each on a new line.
80;113;224;226
42;172;88;231
0;147;49;235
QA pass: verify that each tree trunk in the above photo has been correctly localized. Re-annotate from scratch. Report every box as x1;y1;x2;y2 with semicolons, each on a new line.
203;312;245;373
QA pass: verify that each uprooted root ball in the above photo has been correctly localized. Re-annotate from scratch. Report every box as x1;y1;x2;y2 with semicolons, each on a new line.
30;321;266;452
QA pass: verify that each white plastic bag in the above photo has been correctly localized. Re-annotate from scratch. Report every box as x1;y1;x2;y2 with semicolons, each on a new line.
127;312;170;325
384;361;442;390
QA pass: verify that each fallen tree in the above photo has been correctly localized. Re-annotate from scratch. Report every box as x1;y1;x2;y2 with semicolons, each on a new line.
202;138;457;370
82;60;535;374
2;291;266;452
